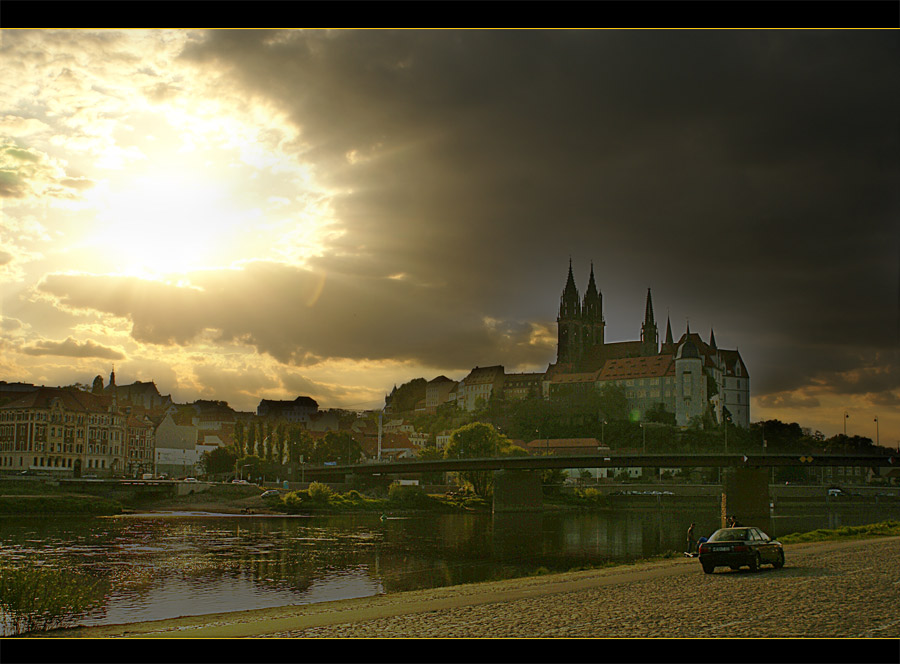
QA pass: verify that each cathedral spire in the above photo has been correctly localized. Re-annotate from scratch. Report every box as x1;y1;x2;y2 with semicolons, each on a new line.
582;262;602;320
640;288;658;356
709;327;717;349
558;258;581;320
582;261;604;354
665;315;673;345
643;288;655;326
557;259;582;365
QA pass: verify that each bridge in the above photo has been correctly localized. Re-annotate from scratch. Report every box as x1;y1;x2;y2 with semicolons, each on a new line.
302;452;898;479
304;452;897;524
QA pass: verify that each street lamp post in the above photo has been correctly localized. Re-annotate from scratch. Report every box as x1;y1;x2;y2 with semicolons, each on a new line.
844;411;849;436
874;417;879;446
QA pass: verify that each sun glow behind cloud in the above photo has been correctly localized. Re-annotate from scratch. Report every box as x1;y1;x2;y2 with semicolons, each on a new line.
86;170;262;276
2;29;897;441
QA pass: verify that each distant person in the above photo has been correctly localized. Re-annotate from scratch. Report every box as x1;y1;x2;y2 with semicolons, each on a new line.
727;515;736;528
686;523;696;555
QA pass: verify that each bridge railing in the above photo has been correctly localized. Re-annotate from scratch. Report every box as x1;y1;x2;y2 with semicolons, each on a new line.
301;452;897;478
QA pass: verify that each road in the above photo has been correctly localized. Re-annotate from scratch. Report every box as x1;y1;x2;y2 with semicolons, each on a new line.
52;535;900;639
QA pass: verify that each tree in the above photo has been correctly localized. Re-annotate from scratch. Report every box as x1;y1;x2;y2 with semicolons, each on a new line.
200;446;239;477
235;454;265;482
824;434;875;454
645;402;676;426
247;422;258;458
234;420;245;457
756;419;802;449
273;424;286;465
320;431;362;464
597;383;629;421
287;427;315;464
444;422;513;497
416;445;446;484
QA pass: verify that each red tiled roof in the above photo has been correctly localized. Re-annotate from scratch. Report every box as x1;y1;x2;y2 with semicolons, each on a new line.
598;355;674;380
550;371;600;384
463;365;505;384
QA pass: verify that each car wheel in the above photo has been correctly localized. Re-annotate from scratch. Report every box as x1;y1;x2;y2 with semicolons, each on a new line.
702;563;715;574
773;550;785;569
749;553;761;572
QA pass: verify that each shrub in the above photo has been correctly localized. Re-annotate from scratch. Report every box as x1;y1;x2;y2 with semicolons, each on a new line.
0;564;109;635
306;482;334;503
282;490;308;513
388;483;430;507
576;488;603;503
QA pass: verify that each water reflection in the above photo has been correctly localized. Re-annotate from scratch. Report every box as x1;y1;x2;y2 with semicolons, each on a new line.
0;504;897;633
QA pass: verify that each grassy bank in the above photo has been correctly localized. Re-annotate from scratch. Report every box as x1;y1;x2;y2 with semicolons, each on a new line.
0;494;123;516
777;519;900;544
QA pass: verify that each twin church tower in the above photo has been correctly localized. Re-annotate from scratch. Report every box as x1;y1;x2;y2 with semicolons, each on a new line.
557;260;661;370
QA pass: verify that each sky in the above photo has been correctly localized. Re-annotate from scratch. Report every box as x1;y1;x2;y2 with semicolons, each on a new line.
0;29;898;444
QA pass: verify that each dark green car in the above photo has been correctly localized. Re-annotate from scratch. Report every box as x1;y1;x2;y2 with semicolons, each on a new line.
698;527;785;574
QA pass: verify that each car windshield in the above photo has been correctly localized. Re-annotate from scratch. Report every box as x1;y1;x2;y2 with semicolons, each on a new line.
709;528;750;542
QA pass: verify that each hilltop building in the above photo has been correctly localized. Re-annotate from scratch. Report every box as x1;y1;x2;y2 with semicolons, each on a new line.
423;261;750;429
550;260;750;427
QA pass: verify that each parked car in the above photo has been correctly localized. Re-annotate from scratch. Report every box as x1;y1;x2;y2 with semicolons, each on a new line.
260;490;280;498
184;477;198;482
698;527;785;574
232;479;250;485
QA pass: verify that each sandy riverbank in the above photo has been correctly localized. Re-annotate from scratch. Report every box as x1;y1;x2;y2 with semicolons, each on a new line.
42;536;900;639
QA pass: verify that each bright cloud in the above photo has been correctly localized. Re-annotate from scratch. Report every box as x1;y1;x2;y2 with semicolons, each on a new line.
0;28;897;439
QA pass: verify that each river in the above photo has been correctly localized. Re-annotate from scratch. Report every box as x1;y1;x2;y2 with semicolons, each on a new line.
1;504;897;634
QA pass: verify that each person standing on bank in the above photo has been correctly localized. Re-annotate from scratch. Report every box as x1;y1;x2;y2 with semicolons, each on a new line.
686;522;696;555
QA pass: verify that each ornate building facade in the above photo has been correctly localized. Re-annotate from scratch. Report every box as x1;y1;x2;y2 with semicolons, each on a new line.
551;261;750;428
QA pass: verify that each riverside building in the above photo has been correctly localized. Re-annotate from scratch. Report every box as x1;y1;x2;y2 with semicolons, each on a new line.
0;386;130;477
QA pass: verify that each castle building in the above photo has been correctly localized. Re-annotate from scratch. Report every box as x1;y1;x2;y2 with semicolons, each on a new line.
551;261;750;428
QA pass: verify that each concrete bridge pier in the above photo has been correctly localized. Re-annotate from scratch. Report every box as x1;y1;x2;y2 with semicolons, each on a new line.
492;469;542;513
722;468;773;535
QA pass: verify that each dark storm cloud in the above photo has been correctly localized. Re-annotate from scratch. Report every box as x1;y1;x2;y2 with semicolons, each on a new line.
37;262;551;368
146;32;900;397
21;336;126;360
